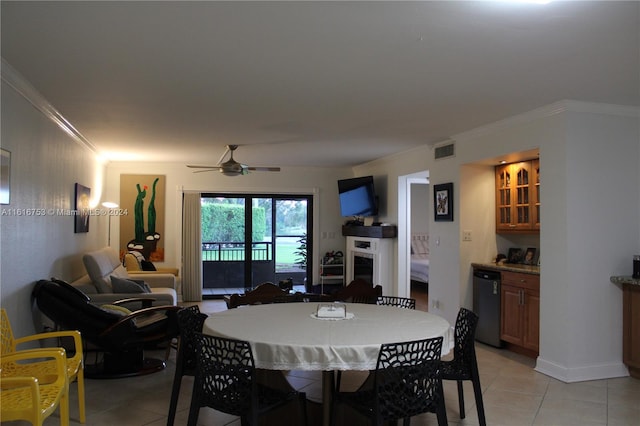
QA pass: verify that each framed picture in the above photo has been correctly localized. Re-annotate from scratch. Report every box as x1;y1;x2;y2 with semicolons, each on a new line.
507;247;523;264
1;149;10;205
74;183;91;233
433;182;453;222
523;247;538;265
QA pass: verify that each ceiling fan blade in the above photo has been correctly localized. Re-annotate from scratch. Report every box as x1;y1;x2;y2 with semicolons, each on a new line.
217;145;232;165
187;164;219;169
247;166;281;172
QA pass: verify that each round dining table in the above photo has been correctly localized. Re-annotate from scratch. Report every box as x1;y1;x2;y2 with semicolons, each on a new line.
203;302;453;425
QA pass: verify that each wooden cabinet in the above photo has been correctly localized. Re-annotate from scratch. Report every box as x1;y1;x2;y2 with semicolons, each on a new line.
496;159;540;233
500;271;540;356
622;283;640;378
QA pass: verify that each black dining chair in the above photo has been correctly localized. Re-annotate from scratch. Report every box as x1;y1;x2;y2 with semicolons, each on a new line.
376;295;416;309
331;336;447;426
167;305;208;426
335;294;417;393
440;307;486;426
187;333;308;426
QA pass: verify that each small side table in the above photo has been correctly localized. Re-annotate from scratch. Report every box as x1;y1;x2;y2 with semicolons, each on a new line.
611;276;640;379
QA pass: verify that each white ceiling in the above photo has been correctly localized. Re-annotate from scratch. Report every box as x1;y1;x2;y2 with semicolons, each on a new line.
2;1;638;169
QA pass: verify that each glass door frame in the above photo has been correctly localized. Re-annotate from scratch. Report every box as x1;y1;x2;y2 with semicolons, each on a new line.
200;192;314;293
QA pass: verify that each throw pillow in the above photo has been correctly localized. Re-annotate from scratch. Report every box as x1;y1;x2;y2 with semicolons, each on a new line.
141;260;157;271
129;279;152;293
110;276;149;293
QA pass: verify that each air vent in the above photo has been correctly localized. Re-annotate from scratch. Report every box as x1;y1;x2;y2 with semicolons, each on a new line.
434;142;455;160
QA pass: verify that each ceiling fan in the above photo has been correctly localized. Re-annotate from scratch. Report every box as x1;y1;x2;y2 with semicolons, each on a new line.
187;144;281;176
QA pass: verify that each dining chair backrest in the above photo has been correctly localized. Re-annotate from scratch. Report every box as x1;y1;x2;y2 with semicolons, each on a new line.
376;296;416;309
0;348;69;426
451;307;480;374
0;308;15;356
374;337;444;421
334;279;382;304
333;336;447;425
1;307;86;424
176;306;208;373
167;305;208;426
440;307;486;426
193;333;255;416
188;332;308;426
226;282;288;309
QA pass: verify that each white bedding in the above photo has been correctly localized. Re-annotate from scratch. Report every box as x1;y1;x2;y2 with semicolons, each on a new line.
411;254;429;284
410;234;429;284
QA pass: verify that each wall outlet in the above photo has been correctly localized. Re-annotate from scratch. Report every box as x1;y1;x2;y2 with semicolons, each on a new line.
462;230;472;241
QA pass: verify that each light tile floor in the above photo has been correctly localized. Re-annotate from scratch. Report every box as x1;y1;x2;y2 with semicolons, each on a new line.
12;298;640;426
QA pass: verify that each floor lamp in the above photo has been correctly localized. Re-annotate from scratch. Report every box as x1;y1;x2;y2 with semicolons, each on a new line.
101;201;119;247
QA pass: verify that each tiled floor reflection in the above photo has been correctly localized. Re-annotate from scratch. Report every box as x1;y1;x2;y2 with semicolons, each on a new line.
17;297;640;426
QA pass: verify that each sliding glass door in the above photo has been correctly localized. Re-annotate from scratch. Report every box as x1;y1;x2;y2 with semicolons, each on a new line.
201;193;312;296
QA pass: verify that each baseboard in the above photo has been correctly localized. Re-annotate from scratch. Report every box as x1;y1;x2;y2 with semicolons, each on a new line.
535;356;629;383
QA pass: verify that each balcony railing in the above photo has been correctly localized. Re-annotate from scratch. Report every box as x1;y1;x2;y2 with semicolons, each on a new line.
202;241;272;261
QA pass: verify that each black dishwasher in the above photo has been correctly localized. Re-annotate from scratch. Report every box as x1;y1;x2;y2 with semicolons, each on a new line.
472;269;503;347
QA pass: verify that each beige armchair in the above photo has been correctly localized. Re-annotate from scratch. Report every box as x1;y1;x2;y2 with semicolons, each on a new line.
123;251;179;276
70;247;177;306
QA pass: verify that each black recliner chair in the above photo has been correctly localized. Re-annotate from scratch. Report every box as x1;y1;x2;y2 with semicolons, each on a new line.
32;278;181;379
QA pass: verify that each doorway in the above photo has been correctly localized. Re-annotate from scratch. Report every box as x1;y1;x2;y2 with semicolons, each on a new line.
200;193;313;297
397;171;429;308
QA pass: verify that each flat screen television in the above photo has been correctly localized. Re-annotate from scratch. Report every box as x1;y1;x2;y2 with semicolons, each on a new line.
338;176;378;217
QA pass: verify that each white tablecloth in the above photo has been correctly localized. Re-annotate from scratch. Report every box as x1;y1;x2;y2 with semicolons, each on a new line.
203;302;453;371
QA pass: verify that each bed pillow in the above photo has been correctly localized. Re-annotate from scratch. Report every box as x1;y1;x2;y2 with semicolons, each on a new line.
411;236;429;255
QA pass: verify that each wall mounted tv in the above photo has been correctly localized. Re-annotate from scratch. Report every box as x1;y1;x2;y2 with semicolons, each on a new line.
338;175;378;217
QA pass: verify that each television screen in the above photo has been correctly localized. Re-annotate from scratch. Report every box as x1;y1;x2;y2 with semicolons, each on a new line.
338;176;378;217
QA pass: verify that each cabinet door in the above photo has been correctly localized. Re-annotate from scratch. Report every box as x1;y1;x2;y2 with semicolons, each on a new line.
532;159;540;230
496;160;539;233
500;284;523;344
512;161;532;230
495;164;513;231
522;288;540;352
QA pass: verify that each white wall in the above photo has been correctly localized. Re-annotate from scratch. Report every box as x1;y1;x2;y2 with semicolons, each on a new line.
0;72;107;339
410;183;429;234
3;60;638;383
355;101;639;382
450;102;639;381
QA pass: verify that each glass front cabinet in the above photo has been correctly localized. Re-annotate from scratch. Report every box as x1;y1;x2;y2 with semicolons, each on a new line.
495;159;540;233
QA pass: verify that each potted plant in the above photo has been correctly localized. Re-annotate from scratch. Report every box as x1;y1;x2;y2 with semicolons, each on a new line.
294;233;307;270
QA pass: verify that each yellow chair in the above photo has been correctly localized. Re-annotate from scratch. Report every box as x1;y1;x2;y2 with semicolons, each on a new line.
0;308;85;423
0;348;70;425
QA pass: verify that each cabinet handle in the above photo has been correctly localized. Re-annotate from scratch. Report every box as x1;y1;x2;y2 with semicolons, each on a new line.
520;289;524;305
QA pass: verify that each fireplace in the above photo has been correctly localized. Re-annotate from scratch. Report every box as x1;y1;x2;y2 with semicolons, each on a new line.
345;236;393;296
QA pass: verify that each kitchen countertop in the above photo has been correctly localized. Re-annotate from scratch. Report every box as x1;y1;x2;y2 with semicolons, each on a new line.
471;262;540;275
610;276;640;286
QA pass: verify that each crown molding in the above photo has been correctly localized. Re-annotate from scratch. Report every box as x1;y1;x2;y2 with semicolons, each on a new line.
454;100;639;142
1;57;100;156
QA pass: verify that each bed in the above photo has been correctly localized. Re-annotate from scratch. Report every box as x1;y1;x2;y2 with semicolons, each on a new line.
410;233;429;287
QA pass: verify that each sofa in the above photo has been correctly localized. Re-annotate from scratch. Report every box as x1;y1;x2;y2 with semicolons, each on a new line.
70;247;178;306
123;251;182;300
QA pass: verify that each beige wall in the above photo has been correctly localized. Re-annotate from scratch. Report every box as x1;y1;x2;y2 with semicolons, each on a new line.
104;162;354;284
2;58;639;383
355;101;640;382
0;76;107;339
